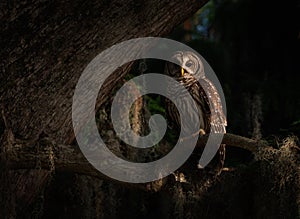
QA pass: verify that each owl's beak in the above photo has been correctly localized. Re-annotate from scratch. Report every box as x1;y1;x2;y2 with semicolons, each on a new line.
181;67;185;76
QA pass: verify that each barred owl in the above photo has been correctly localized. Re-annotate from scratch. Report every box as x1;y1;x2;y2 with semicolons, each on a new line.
165;51;227;175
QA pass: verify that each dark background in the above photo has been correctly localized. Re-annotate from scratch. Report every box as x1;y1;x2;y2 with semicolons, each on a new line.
171;0;300;139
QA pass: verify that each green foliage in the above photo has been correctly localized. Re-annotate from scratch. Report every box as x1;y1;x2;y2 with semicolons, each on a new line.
144;95;165;115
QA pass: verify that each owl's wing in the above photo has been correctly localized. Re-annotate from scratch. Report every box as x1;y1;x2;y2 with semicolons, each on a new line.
194;78;227;134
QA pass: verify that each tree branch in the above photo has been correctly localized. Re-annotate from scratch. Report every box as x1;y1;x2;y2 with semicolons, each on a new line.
2;132;269;192
197;133;269;153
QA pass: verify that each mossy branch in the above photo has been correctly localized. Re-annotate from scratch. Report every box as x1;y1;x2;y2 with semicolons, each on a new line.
1;131;268;192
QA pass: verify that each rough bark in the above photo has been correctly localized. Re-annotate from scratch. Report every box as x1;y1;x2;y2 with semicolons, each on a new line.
0;1;209;217
0;0;208;145
3;131;267;191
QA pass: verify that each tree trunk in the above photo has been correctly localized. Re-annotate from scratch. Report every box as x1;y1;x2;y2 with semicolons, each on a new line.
0;0;207;144
0;0;208;217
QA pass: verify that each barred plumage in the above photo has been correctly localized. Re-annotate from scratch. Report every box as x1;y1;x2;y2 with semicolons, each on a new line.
165;51;227;175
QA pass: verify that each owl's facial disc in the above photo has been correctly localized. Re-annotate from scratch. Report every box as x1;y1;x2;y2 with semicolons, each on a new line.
181;66;194;77
182;56;198;75
169;51;205;79
181;60;195;76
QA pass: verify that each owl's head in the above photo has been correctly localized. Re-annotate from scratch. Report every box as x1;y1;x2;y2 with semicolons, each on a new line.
165;51;205;79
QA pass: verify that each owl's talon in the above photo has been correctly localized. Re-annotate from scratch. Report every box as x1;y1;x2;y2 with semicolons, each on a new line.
179;129;206;142
191;129;206;137
197;163;204;169
199;129;206;136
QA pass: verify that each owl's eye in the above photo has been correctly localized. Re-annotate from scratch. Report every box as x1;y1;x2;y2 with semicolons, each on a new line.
185;61;193;68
